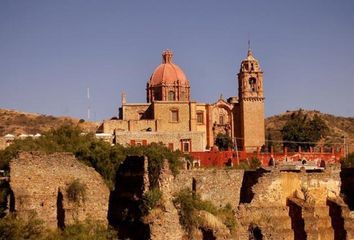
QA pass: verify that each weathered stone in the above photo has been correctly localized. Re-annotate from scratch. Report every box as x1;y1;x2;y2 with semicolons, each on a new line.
172;169;244;209
9;151;109;228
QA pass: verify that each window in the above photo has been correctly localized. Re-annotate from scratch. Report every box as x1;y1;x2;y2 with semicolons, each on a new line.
219;115;224;125
171;109;179;122
168;91;175;101
249;77;257;92
197;111;204;124
168;143;174;151
181;140;190;152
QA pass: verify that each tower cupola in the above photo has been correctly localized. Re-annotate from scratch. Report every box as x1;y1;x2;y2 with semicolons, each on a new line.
238;48;264;99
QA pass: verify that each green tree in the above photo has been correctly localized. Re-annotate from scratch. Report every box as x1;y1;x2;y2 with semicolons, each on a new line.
341;152;354;168
281;111;328;151
215;133;233;151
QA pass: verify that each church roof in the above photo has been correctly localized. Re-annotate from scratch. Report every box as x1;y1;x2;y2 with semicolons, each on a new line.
148;50;190;87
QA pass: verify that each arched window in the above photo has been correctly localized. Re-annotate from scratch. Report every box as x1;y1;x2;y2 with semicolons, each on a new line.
249;77;257;92
168;91;175;101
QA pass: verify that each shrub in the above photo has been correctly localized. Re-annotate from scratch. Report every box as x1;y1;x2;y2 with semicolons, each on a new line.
66;179;86;203
124;143;183;189
140;188;162;214
236;158;261;170
173;189;235;236
47;219;117;240
215;133;233;151
236;161;250;170
0;213;44;240
249;157;261;169
0;214;117;240
341;152;354;168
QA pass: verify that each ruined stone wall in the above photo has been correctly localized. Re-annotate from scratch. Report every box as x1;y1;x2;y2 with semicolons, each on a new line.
250;167;341;207
236;167;344;240
172;169;244;209
9;152;109;228
147;160;184;240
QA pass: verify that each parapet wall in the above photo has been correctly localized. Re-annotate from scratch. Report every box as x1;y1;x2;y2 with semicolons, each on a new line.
9;152;109;228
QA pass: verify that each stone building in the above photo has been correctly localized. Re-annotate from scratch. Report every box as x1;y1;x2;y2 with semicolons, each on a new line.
99;48;265;152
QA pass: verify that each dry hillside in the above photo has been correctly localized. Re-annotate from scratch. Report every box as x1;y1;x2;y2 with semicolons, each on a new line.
0;108;98;136
266;109;354;153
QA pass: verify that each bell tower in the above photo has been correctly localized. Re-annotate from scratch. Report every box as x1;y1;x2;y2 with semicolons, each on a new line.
238;48;265;151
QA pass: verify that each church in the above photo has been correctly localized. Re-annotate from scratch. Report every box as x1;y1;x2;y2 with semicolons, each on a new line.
99;48;265;152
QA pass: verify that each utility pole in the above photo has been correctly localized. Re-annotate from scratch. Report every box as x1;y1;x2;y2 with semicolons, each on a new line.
234;137;239;164
87;87;90;120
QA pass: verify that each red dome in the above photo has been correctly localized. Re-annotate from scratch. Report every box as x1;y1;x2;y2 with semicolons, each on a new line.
149;50;190;87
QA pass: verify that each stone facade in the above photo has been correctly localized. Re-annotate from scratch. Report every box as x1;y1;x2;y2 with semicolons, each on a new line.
98;49;265;152
9;152;109;228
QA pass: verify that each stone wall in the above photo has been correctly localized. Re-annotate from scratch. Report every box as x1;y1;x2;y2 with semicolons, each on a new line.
172;169;244;209
9;152;109;228
0;137;6;150
147;160;184;240
235;166;350;240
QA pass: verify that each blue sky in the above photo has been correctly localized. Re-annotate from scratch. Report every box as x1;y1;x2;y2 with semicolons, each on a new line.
0;0;353;120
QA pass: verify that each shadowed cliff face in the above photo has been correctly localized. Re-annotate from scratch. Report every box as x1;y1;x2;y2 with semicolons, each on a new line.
239;169;266;204
108;156;150;240
340;168;354;210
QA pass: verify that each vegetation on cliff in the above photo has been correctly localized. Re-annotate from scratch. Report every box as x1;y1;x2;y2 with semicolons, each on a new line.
173;189;235;237
341;152;354;168
0;213;116;240
66;179;87;204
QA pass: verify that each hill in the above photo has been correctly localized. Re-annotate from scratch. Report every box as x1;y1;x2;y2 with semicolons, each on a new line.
265;109;354;153
0;108;98;136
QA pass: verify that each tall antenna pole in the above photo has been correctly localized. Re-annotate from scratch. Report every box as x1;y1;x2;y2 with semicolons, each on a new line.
87;87;90;120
